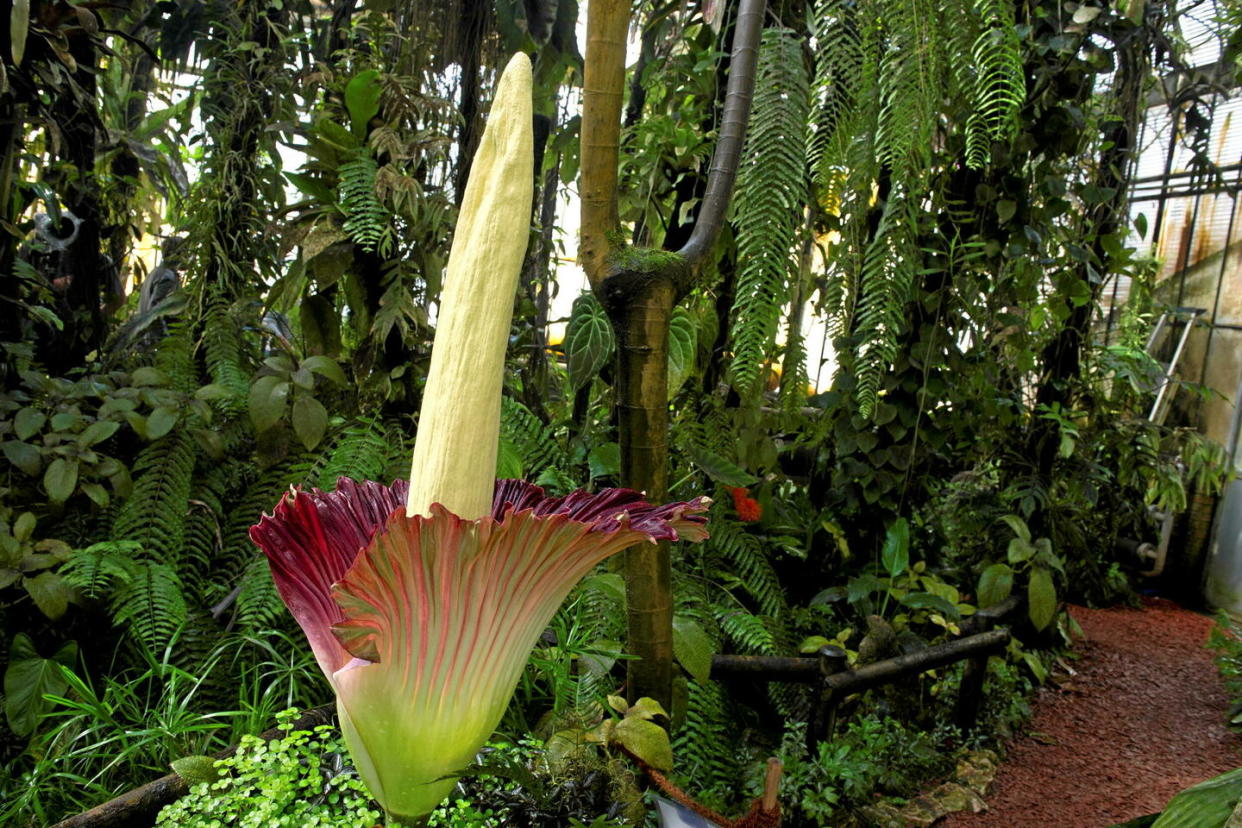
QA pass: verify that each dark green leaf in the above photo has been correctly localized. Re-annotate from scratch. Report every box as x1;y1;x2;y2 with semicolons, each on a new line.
587;442;620;480
291;396;328;450
300;355;347;385
14;408;44;440
881;517;910;578
4;634;76;737
899;591;961;618
146;407;178;441
44;458;78;502
80;482;109;507
1151;767;1242;828
131;366;166;387
3;441;41;476
683;443;757;487
1028;567;1057;630
10;0;29;66
13;512;35;543
847;573;885;604
248;375;289;433
672;615;714;683
77;420;119;447
345;70;382;137
1000;514;1030;543
978;563;1014;608
25;571;71;619
667;308;696;398
565;293;615;391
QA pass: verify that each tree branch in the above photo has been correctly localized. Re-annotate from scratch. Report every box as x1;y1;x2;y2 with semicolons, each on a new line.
672;0;765;287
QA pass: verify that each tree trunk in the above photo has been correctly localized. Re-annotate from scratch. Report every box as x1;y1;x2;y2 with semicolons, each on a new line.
580;0;765;707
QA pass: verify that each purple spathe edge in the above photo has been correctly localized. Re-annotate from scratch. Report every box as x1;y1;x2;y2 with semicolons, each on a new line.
248;477;710;676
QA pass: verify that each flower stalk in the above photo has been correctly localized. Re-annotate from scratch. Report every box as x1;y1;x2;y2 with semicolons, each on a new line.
251;52;710;827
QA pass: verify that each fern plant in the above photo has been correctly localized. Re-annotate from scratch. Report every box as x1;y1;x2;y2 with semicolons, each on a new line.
729;28;811;401
808;0;1026;415
338;151;394;256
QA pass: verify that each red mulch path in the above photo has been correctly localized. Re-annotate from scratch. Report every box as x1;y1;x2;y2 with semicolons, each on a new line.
940;597;1242;828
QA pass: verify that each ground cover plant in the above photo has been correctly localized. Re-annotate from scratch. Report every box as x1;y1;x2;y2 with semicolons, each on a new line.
0;0;1235;824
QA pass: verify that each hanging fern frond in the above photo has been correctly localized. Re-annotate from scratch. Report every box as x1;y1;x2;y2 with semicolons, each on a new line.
199;295;250;405
964;0;1025;167
853;190;919;416
729;28;811;401
338;151;393;256
112;430;197;567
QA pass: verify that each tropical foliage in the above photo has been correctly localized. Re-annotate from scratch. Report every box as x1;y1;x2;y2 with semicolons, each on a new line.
0;0;1232;824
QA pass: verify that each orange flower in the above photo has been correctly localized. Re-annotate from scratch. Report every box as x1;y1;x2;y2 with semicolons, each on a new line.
730;486;762;522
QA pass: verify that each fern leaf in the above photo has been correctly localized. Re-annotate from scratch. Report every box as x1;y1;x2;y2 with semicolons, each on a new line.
729;28;810;401
338;151;393;256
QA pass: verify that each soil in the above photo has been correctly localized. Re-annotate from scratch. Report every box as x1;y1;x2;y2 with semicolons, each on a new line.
939;597;1242;828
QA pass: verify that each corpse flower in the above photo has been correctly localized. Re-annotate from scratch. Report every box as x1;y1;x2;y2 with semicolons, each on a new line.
249;53;709;826
251;478;708;825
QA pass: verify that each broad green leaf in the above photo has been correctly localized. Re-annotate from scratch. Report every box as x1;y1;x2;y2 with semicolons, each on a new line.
1023;650;1048;683
25;571;71;619
291;395;328;450
14;408;44;440
667;308;696;399
1028;567;1057;631
564;293;615;391
580;638;621;677
899;591;960;619
978;563;1014;608
284;172;337;205
80;482;109;507
77;420;119;447
131;366;166;387
248;375;289;433
587;442;620;480
627;697;669;722
672;616;714;683
847;573;885;604
301;355;347;385
881;517;910;578
2;441;41;476
145;407;178;440
799;635;832;654
4;634;76;737
44;458;78;503
1008;537;1036;565
1151;767;1242;828
171;755;221;785
683;443;758;487
345;69;383;137
613;715;673;772
10;0;29;66
13;512;35;543
1000;514;1031;543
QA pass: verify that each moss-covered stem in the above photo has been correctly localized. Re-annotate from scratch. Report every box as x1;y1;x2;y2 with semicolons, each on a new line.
580;0;765;708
